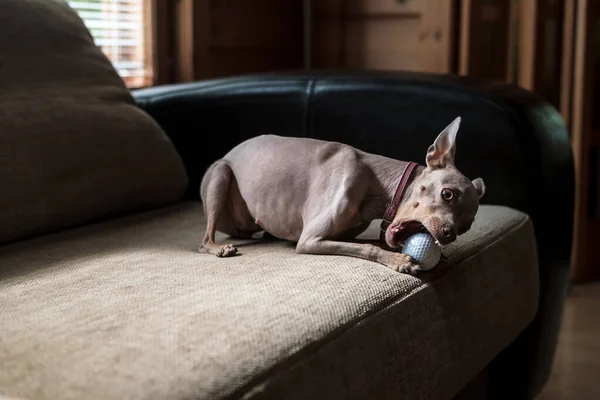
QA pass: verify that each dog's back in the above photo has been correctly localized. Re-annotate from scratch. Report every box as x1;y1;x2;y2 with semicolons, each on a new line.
218;134;368;241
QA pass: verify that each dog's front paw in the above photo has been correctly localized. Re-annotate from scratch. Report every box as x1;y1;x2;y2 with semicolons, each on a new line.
400;263;421;276
389;253;420;276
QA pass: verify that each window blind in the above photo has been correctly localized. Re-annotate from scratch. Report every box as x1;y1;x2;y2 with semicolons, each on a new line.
68;0;152;88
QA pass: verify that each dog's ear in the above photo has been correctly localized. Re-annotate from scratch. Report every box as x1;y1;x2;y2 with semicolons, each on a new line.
426;117;461;169
472;177;485;199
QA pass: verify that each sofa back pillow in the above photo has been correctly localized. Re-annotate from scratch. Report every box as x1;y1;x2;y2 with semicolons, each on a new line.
0;0;189;245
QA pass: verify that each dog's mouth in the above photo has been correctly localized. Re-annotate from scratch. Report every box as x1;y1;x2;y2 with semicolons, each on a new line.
385;220;430;248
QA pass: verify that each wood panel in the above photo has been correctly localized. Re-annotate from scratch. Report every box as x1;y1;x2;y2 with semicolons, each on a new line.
458;0;471;76
517;0;539;89
205;48;302;77
560;0;576;127
312;0;458;74
421;0;458;74
537;0;566;108
209;0;302;48
303;0;312;68
312;0;345;69
505;0;520;83
172;0;210;82
343;18;423;71
570;0;600;283
171;0;303;82
459;0;511;80
345;0;424;15
150;0;174;85
518;0;566;109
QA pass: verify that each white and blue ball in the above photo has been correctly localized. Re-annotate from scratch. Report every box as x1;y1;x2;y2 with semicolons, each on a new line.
402;233;442;271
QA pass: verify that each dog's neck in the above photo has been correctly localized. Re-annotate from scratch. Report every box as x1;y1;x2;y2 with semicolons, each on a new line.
367;156;422;199
381;161;419;222
362;153;425;219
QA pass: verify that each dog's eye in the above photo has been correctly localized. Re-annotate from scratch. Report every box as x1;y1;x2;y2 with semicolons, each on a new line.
441;188;454;201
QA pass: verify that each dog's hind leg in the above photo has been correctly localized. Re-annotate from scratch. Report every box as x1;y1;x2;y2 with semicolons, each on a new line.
198;160;239;257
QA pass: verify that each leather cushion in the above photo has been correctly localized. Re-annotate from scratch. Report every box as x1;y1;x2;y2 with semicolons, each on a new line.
0;0;188;245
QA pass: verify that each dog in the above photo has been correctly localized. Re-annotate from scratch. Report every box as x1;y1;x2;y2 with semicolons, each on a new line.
198;117;485;275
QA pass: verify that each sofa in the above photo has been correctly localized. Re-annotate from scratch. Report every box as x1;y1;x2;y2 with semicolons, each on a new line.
0;1;574;399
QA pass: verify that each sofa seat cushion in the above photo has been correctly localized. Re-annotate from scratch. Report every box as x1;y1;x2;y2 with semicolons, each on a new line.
0;0;188;245
0;202;539;400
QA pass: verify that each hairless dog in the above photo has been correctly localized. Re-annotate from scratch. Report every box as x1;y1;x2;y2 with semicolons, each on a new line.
198;117;485;275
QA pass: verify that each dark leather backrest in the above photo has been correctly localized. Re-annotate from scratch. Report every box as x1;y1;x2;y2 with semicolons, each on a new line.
133;77;307;190
308;76;532;212
133;70;574;262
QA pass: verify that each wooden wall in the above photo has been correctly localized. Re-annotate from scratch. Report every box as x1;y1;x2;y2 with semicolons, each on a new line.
515;0;600;283
516;0;566;110
567;0;600;282
311;0;459;74
459;0;511;80
157;0;459;81
154;0;304;83
450;0;600;283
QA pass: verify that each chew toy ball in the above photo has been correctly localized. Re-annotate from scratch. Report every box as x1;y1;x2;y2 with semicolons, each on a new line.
402;233;442;271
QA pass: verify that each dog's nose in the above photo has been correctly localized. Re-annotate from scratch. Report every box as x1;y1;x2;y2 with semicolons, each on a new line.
442;225;456;241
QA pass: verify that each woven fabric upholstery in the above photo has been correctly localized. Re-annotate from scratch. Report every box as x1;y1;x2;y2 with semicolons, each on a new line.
0;202;538;400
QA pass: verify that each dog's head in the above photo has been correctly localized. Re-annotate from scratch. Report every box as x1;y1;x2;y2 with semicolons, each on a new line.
386;117;485;248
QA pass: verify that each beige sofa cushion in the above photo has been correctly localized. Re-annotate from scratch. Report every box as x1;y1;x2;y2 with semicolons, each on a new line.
0;0;188;245
0;202;539;400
